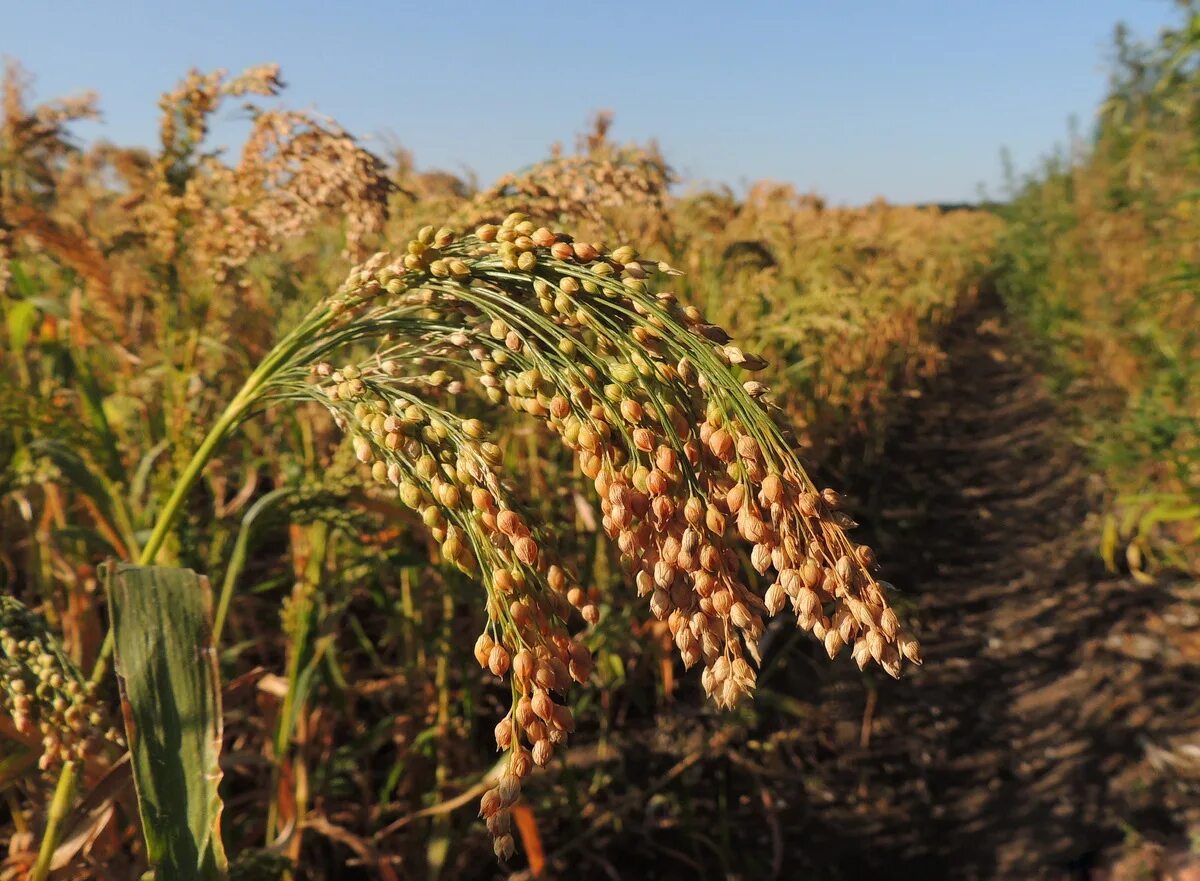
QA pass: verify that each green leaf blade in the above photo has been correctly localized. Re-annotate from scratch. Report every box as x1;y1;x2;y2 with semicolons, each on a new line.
103;563;228;881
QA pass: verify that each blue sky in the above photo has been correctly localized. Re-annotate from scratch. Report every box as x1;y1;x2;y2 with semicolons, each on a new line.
1;1;1183;204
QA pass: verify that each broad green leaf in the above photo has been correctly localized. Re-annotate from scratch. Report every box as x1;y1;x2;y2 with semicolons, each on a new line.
103;563;228;881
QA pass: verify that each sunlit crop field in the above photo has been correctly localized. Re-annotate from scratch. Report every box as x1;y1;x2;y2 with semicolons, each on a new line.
1;7;1197;881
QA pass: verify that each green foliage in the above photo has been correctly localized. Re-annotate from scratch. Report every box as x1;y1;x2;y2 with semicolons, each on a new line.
104;563;228;881
995;4;1200;575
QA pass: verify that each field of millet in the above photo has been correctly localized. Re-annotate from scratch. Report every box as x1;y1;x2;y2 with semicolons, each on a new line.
0;8;1197;881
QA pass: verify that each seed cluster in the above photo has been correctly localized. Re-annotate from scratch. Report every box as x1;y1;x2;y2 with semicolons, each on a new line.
308;360;595;860
155;64;283;164
302;213;922;855
0;597;121;770
460;112;673;242
234;108;391;261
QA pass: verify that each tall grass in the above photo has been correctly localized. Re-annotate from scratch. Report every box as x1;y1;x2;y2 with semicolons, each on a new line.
995;6;1200;576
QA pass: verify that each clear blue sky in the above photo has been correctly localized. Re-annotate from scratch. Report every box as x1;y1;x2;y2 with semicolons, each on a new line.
1;1;1183;204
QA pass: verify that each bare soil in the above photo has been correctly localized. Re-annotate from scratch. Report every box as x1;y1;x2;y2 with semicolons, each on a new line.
786;294;1200;880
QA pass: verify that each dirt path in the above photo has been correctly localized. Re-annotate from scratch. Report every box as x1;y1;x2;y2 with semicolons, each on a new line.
792;295;1200;879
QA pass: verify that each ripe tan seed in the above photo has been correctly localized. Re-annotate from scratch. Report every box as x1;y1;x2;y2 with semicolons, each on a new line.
474;634;494;668
566;241;593;261
513;649;536;685
531;689;554;721
514;536;539;567
480;788;502;818
494;834;515;860
708;428;735;462
760;473;784;505
488;644;511;677
765;583;788;615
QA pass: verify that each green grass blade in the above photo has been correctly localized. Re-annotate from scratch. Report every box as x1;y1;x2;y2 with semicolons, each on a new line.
103;563;228;881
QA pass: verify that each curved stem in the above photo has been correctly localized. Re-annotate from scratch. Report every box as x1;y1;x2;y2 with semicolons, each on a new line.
86;378;260;689
213;485;292;645
136;383;259;567
38;308;332;873
144;309;331;561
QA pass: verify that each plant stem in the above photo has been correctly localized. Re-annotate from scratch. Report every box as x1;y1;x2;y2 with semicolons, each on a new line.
139;394;252;564
266;520;328;848
85;381;258;689
37;308;331;873
213;486;292;646
89;311;330;684
29;760;78;881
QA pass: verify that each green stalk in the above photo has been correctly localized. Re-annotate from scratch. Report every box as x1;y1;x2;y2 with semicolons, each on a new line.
87;310;329;686
29;760;78;881
266;520;328;847
213;486;292;646
428;588;455;878
37;308;331;873
138;313;324;567
84;381;260;690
